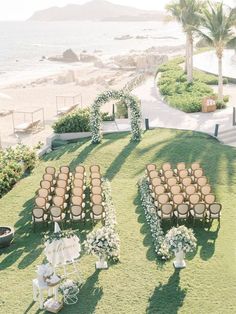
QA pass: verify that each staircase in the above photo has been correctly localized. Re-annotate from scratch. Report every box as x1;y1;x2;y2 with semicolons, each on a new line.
218;128;236;147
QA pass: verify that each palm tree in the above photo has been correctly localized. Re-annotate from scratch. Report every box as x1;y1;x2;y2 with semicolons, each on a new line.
166;0;203;83
197;2;236;101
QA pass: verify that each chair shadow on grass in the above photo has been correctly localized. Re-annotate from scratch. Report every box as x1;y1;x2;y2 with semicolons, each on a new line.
147;269;187;314
64;270;103;314
0;197;43;270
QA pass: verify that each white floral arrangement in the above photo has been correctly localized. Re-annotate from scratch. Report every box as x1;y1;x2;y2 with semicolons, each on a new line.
84;226;120;262
138;177;170;260
102;178;117;228
161;226;197;255
90;90;142;144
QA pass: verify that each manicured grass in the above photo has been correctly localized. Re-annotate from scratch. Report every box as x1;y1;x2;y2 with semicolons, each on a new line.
1;129;236;314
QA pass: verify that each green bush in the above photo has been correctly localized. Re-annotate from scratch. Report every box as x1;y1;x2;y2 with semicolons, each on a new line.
0;145;37;197
158;57;229;113
101;112;115;121
53;108;91;133
216;100;226;109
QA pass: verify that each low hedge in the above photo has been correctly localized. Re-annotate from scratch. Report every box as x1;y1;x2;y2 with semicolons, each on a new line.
0;145;37;197
53;108;115;133
158;57;228;113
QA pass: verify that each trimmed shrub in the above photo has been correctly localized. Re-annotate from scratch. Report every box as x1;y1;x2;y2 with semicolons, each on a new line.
101;112;115;121
53;108;91;133
194;70;228;85
0;145;37;197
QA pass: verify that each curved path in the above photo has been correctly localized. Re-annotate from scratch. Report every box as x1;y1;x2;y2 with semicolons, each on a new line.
133;77;236;147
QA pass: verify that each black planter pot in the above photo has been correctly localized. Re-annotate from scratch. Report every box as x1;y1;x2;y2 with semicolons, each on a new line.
0;226;14;248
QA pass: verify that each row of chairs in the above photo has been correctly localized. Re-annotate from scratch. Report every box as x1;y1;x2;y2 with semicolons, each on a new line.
146;163;222;224
32;165;105;230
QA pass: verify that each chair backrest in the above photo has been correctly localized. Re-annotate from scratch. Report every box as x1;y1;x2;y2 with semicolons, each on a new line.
92;204;104;216
90;165;100;173
185;185;196;195
176;162;186;172
45;166;56;176
209;203;222;215
179;169;188;179
73;178;84;188
164;170;174;179
182;177;192;187
74;172;84;180
189;193;201;205
193;203;206;215
151;177;162;187
35;197;47;208
71;196;83;206
57;179;67;189
161;203;173;215
91;186;102;195
205;194;216;205
154;185;165;195
173;194;184;205
55;187;66;197
193;168;204;179
146;164;156;173
197;176;208;187
50;206;63;218
32;207;45;220
72;187;83;196
90;172;101;180
170;185;181;195
201;185;211;196
70;205;83;217
37;188;49;199
148;170;159;180
167;177;178;187
91;194;103;205
75;165;85;173
43;173;53;182
162;162;172;172
57;173;68;181
177;203;189;215
91;178;101;187
52;195;64;207
60;166;70;174
191;162;201;171
40;180;51;190
158;193;169;205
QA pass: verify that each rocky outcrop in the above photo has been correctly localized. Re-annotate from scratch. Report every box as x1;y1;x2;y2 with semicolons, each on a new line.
49;49;79;63
113;53;168;72
80;53;99;63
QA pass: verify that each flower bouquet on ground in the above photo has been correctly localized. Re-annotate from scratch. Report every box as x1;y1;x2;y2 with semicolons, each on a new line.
84;226;120;269
161;226;197;268
59;279;82;305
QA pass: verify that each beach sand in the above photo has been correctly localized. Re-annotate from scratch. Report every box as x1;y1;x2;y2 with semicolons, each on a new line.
0;63;136;148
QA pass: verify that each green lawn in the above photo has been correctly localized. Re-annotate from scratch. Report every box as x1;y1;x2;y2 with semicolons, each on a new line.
1;129;236;314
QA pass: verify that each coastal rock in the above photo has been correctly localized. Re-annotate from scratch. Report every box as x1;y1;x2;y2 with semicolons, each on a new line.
113;55;136;68
80;53;99;62
54;70;76;84
49;49;79;63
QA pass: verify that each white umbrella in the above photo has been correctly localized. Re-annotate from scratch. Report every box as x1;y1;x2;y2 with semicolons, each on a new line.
44;223;81;267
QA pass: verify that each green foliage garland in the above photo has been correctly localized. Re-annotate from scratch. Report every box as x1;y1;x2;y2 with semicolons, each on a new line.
90;90;142;144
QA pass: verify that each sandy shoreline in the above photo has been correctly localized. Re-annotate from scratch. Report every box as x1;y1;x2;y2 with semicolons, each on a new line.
0;45;185;149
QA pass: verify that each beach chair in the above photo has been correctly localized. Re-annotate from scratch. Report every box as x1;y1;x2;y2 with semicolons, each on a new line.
57;104;77;116
14;120;41;133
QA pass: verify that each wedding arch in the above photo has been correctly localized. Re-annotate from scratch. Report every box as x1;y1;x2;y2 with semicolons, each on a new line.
90;90;142;144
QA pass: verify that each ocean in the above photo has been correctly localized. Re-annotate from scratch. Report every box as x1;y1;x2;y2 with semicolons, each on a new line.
0;20;184;87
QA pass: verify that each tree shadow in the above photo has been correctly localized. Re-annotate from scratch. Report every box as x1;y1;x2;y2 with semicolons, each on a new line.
147;269;187;314
105;140;140;181
64;270;103;314
69;142;97;171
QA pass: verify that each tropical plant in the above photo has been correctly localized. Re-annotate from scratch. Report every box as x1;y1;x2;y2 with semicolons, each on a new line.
166;0;203;83
197;2;236;101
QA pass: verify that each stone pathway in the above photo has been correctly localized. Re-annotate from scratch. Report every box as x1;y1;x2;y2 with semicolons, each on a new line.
133;77;236;147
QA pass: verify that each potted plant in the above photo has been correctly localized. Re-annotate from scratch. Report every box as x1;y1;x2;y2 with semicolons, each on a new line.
85;226;120;269
162;226;197;268
0;226;14;248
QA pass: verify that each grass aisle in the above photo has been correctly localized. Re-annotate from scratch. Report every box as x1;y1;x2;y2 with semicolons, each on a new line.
0;129;236;313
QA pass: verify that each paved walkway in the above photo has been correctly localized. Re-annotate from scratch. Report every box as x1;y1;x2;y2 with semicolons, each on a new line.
133;77;236;147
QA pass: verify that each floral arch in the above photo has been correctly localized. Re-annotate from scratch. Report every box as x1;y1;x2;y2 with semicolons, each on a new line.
90;90;142;144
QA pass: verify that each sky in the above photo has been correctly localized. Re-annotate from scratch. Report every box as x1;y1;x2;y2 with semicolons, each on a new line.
0;0;235;21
